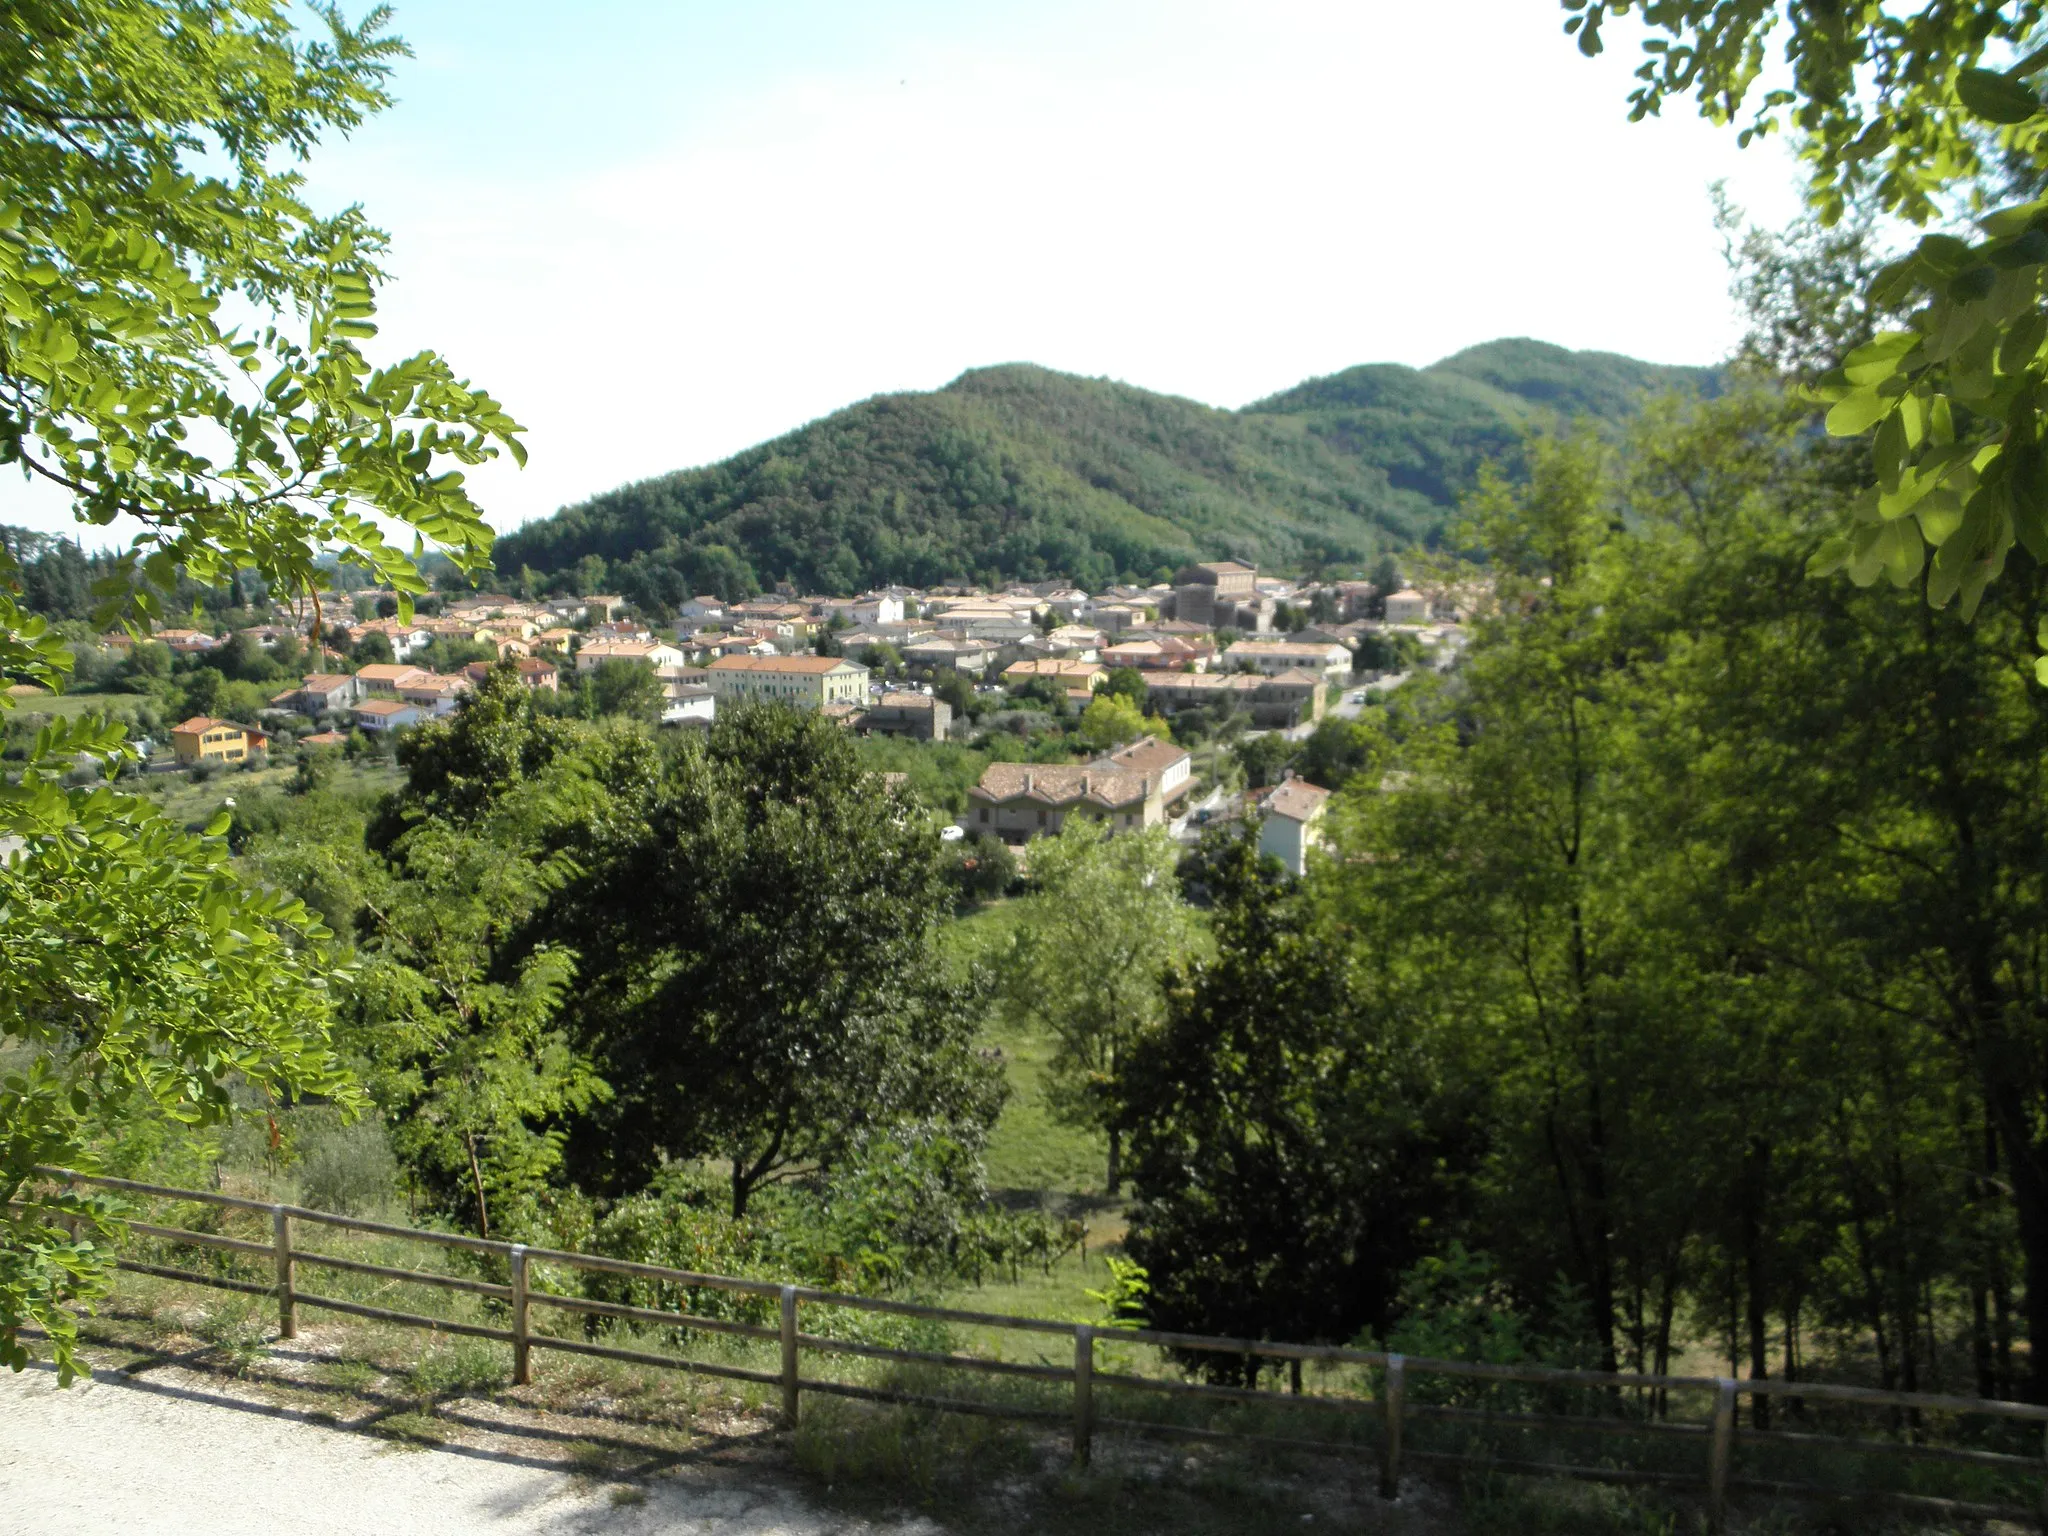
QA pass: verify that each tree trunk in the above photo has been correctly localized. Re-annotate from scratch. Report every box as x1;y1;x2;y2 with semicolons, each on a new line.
1105;1125;1122;1197
1986;1078;2048;1402
1742;1136;1772;1430
465;1132;490;1239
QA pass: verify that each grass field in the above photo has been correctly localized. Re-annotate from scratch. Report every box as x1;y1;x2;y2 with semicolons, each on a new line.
128;754;405;826
937;899;1129;1330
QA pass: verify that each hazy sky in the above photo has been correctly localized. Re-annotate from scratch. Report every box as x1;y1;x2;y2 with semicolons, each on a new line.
2;0;1805;544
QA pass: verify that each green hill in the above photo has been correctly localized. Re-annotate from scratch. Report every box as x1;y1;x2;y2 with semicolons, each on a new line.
493;339;1715;603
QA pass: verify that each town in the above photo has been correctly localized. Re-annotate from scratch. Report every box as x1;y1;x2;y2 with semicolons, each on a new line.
95;560;1467;876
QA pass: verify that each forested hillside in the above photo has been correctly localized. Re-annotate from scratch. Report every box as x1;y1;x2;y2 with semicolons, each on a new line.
494;340;1715;603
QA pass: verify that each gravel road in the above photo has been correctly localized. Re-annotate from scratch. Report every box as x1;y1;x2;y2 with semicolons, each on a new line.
0;1363;936;1536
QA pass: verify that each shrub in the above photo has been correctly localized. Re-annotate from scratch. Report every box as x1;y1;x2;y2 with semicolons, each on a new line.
294;1111;400;1216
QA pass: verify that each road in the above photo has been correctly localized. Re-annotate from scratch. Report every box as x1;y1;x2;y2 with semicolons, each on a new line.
0;1362;933;1535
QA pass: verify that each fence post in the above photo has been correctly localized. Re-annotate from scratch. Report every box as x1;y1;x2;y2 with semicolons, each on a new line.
1073;1325;1095;1467
779;1285;800;1428
1708;1378;1737;1533
509;1246;530;1386
2038;1420;2047;1525
271;1205;295;1340
1378;1353;1405;1499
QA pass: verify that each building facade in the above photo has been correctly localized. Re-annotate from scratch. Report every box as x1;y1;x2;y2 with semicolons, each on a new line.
704;654;870;708
170;716;254;765
966;762;1164;844
1258;778;1333;876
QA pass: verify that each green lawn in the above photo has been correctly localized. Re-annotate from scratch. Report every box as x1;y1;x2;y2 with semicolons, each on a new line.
937;899;1130;1328
129;755;404;826
6;688;157;722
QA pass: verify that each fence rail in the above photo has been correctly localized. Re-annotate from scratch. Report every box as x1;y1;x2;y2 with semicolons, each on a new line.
35;1165;2048;1530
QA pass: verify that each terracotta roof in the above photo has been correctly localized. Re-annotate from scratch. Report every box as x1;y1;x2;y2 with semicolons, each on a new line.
1222;640;1348;658
706;655;863;674
300;673;354;691
299;730;349;747
353;697;418;717
1142;671;1260;692
876;692;940;708
354;664;428;687
1099;737;1190;779
1002;659;1104;679
1264;780;1333;822
173;716;232;734
970;763;1152;811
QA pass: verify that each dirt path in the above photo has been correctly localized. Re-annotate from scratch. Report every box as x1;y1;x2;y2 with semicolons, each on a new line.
0;1363;934;1535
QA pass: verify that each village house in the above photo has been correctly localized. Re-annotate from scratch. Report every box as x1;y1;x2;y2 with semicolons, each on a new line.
1257;778;1333;876
1219;638;1352;683
157;628;219;655
1141;669;1327;729
1094;735;1194;811
903;636;993;673
1102;637;1212;672
710;634;779;658
1001;658;1105;694
857;692;951;742
1384;588;1431;624
678;595;726;620
170;716;259;765
509;657;559;691
575;639;687;672
398;674;472;716
965;762;1165;844
704;654;869;709
270;673;362;717
352;663;430;693
1168;560;1259;629
352;697;425;733
662;683;716;726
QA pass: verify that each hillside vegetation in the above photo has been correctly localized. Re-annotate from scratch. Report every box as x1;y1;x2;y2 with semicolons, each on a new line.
494;339;1715;599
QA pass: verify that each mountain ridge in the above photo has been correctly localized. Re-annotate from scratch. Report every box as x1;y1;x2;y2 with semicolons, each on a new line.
493;338;1716;603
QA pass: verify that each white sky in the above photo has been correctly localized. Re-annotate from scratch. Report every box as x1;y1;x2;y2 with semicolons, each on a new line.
0;0;1805;547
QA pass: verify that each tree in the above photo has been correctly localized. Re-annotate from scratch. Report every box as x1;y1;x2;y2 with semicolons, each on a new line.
0;0;523;1377
857;641;903;677
1564;3;2048;646
1078;692;1168;751
552;703;1005;1217
349;631;395;667
1119;831;1476;1363
346;800;607;1238
996;819;1198;1191
1102;667;1148;707
587;658;664;724
1231;732;1298;790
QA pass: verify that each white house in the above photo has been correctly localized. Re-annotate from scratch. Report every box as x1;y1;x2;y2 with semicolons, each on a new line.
679;596;726;620
575;639;687;672
353;697;426;733
661;684;716;726
1258;779;1332;876
1094;736;1194;809
1220;639;1352;683
1384;589;1431;624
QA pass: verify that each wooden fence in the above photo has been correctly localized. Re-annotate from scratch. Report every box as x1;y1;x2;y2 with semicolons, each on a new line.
37;1166;2048;1530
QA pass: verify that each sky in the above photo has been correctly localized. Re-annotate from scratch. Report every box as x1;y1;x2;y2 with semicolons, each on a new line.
1;0;1806;545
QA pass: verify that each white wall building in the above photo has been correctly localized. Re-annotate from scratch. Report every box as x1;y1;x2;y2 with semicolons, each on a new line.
1258;779;1333;877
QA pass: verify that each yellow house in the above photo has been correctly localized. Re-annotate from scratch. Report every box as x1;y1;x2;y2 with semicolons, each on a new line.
171;716;253;765
704;654;870;708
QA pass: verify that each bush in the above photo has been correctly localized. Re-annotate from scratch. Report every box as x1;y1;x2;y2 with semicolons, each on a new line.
294;1111;400;1216
943;833;1016;905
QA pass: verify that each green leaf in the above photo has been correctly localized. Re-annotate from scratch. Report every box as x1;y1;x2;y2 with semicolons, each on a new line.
1958;68;2043;124
2004;310;2048;374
